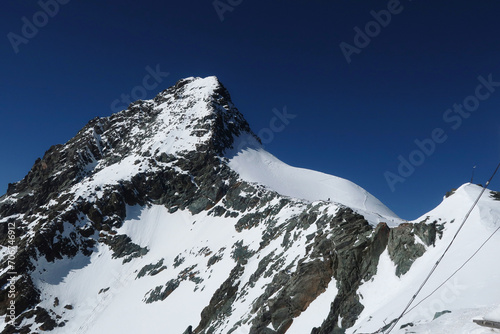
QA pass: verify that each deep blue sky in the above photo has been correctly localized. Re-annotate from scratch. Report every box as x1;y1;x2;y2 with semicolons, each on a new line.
2;1;500;220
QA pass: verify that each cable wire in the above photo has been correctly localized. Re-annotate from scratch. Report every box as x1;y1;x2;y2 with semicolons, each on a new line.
404;224;500;316
384;162;500;333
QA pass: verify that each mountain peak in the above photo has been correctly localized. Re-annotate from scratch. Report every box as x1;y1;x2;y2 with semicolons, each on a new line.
3;76;255;198
154;76;230;109
171;75;222;91
155;76;224;102
149;75;255;155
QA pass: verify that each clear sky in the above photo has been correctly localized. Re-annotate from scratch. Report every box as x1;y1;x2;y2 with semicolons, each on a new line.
2;1;500;220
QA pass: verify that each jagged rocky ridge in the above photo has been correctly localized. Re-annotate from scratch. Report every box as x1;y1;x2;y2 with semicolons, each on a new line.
0;77;492;334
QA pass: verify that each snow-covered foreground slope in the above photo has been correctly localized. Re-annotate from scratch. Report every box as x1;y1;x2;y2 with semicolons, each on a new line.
24;184;500;334
351;184;500;333
35;206;244;334
30;200;345;334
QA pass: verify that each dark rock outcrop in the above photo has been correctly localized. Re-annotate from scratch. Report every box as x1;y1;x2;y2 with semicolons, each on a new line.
388;221;441;277
194;265;245;333
311;210;390;334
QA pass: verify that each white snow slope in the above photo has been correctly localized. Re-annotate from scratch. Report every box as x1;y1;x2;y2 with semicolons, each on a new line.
20;200;345;334
351;183;500;334
226;136;403;227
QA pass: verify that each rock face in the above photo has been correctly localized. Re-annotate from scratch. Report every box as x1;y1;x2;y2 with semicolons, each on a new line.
388;221;440;277
0;76;446;333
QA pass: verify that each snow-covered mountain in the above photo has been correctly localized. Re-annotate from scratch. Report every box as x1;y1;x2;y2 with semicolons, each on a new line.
0;76;499;334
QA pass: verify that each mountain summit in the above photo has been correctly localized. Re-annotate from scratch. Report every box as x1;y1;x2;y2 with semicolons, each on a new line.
1;77;499;334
